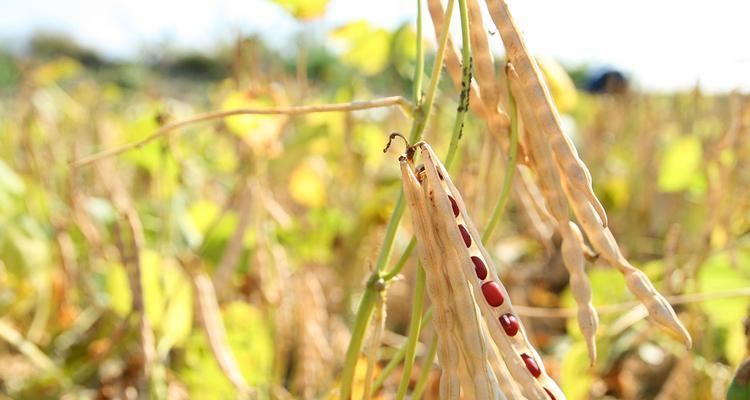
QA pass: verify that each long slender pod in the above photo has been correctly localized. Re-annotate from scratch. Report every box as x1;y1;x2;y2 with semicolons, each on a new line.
404;155;503;399
421;169;504;399
400;156;463;399
419;143;563;400
505;64;599;364
484;0;608;228
561;178;693;347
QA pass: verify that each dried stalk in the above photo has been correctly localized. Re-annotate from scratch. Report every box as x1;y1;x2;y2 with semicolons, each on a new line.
188;265;254;397
73;96;412;167
97;160;156;394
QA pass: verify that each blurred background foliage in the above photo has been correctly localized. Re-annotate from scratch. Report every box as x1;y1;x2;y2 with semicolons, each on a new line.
1;0;750;399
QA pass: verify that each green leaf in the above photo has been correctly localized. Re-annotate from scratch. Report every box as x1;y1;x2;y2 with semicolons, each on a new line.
697;251;750;366
0;159;25;197
140;249;166;326
658;136;704;192
178;302;273;397
156;260;193;356
561;341;593;398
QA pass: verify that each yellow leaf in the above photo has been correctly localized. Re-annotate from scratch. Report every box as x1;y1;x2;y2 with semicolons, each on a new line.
537;56;578;114
106;261;132;317
330;21;390;76
33;57;81;86
658;136;704;193
271;0;329;20
289;160;327;208
561;341;594;399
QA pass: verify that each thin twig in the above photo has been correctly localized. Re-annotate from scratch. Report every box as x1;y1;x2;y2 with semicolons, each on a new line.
213;177;255;299
73;96;412;167
184;260;254;397
514;287;750;319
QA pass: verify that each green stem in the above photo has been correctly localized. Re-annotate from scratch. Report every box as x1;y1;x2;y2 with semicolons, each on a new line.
339;285;378;400
408;0;457;142
371;309;433;394
395;265;427;399
382;237;415;281
374;196;406;274
392;2;470;397
411;333;439;400
339;1;457;398
445;0;472;168
481;77;519;244
413;0;424;102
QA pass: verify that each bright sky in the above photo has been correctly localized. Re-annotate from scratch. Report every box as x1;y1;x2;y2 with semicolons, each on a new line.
1;0;749;92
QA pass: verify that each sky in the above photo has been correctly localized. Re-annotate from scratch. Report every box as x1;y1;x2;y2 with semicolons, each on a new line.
1;0;749;92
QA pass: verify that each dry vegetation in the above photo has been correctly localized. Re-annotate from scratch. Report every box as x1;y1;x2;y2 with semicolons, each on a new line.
1;0;750;399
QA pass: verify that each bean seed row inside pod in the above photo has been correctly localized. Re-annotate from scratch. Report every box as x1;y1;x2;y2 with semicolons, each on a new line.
388;133;564;400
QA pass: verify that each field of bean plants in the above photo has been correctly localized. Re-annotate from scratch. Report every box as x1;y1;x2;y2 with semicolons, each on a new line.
1;0;749;399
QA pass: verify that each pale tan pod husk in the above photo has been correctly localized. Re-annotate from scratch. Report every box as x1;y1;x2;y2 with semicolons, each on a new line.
483;0;608;228
465;0;501;111
560;177;693;347
420;162;504;400
487;340;527;400
506;65;600;364
400;156;462;399
419;143;564;400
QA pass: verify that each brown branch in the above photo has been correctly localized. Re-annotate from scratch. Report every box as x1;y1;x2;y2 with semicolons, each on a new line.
72;96;412;167
514;287;750;319
213;178;255;300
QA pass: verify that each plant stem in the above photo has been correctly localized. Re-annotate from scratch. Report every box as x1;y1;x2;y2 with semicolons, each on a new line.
413;0;424;102
382;237;416;281
482;76;518;244
393;1;471;397
411;333;439;400
408;0;457;142
339;1;457;398
445;0;472;168
339;284;378;400
395;265;427;399
370;309;433;394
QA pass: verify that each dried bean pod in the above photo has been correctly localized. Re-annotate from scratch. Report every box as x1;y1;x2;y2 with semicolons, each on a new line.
419;143;565;400
400;156;463;399
484;0;608;228
560;176;692;348
507;66;600;363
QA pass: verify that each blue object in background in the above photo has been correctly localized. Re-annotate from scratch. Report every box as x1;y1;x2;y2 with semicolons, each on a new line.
585;68;628;94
